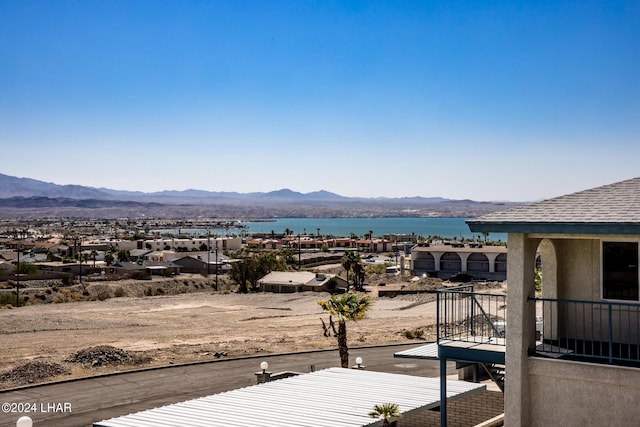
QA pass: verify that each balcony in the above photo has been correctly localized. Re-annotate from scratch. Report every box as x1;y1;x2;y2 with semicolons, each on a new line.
435;285;507;365
531;297;640;367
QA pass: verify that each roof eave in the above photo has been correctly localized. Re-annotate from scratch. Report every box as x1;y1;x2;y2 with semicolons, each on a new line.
467;221;640;235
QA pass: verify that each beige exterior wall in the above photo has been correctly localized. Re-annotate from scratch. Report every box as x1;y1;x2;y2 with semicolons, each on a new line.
541;236;640;343
508;233;640;426
553;238;599;301
528;358;640;426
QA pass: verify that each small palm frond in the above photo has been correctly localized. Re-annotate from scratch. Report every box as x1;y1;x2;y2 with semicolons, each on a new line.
318;292;372;322
368;402;401;421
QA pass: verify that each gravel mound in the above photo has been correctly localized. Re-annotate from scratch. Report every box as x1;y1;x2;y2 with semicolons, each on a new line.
65;345;151;367
0;361;69;384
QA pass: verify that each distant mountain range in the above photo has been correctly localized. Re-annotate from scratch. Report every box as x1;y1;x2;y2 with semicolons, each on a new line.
0;173;519;220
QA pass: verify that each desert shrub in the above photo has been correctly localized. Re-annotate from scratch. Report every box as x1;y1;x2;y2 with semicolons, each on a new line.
367;263;387;275
113;287;125;297
404;328;426;340
87;284;112;301
61;276;71;286
156;287;165;295
54;288;82;303
0;293;26;307
144;286;153;296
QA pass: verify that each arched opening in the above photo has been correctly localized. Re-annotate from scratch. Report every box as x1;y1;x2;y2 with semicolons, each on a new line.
467;253;489;273
536;238;559;343
537;239;558;299
440;252;461;273
495;253;507;273
413;252;435;273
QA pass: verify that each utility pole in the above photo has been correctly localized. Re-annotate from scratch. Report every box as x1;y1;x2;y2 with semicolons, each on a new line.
298;234;301;270
215;244;219;291
207;227;211;276
77;237;82;287
395;236;399;267
15;244;20;307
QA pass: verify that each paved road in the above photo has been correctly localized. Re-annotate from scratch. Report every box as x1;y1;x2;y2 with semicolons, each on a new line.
0;344;450;427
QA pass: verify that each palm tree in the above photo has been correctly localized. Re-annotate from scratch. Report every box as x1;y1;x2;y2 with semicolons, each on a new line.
352;261;365;291
341;250;360;287
482;231;490;245
369;403;401;427
90;250;98;268
318;292;372;368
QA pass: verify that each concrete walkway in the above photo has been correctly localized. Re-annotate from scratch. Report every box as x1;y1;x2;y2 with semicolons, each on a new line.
0;344;450;427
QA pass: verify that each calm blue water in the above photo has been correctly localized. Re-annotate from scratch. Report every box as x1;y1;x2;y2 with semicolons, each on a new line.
154;218;506;241
241;218;506;241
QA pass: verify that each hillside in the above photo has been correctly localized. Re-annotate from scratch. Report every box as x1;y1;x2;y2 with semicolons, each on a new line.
0;173;519;219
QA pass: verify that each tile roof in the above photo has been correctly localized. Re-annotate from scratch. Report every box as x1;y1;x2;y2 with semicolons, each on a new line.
467;177;640;234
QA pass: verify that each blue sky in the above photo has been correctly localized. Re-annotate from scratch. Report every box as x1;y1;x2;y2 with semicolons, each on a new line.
1;1;639;202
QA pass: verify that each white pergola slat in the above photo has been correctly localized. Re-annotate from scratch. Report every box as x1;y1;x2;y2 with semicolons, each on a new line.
394;342;441;360
94;367;484;427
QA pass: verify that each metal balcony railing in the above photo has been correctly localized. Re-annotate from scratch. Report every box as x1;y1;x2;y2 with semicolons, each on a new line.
531;297;640;365
437;285;507;345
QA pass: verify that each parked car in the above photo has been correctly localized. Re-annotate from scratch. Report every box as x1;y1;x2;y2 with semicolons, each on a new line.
449;272;474;283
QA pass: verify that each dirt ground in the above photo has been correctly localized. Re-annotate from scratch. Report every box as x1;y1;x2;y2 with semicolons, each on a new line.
0;273;505;390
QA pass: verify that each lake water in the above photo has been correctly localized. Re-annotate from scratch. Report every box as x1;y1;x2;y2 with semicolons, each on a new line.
161;217;506;242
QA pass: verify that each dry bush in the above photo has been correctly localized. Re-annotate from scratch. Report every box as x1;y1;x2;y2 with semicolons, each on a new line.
88;284;113;301
403;328;426;340
53;288;83;303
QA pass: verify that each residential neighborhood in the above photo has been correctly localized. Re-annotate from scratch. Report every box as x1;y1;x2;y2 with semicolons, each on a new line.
5;178;640;426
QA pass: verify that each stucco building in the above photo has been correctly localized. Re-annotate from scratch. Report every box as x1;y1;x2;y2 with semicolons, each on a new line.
465;177;640;426
411;244;507;281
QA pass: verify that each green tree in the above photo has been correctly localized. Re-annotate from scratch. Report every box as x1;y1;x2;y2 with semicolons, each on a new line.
104;253;114;266
534;267;542;293
369;403;401;427
116;249;130;262
318;292;372;368
230;256;250;293
279;247;296;265
230;251;285;293
13;262;39;275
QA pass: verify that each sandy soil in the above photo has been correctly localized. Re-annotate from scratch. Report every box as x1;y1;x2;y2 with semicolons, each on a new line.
0;269;507;390
0;282;449;389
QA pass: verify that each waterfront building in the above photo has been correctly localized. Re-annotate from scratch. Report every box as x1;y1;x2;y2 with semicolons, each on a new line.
411;244;507;281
